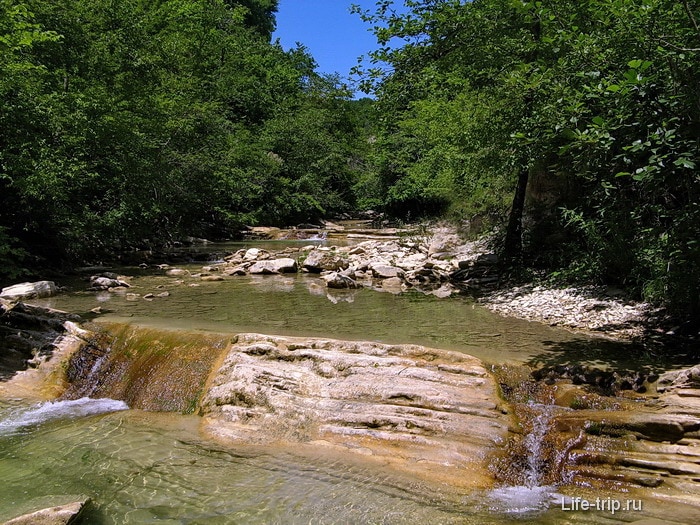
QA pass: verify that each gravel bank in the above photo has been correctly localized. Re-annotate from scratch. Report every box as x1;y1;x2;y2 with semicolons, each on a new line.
479;285;653;340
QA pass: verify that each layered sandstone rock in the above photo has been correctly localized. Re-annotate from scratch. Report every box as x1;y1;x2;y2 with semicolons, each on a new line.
200;333;509;488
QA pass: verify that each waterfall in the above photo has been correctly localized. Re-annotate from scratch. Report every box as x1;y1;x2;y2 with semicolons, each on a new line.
487;365;567;513
309;230;328;241
521;402;552;488
82;353;108;397
60;324;229;413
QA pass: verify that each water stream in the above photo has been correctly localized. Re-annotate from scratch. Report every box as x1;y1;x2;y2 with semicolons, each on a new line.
31;263;656;369
0;399;667;524
2;248;697;523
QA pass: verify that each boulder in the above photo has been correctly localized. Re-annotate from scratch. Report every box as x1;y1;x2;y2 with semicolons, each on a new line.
322;272;361;289
224;264;249;276
427;231;461;255
243;248;262;260
249;258;298;274
370;264;404;279
0;302;82;382
0;281;58;301
302;250;349;273
89;275;130;290
658;365;700;392
395;253;427;271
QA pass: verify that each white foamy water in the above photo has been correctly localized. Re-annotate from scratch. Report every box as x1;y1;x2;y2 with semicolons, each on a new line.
487;402;562;514
488;485;562;514
0;397;128;435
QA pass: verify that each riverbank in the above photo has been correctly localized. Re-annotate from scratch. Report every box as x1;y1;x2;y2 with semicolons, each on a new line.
200;224;677;346
2;223;695;352
479;284;654;341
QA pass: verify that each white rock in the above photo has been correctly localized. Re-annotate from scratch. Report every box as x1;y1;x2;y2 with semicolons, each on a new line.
0;281;58;301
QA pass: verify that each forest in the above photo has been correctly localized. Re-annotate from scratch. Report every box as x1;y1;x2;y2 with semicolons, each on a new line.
1;0;699;317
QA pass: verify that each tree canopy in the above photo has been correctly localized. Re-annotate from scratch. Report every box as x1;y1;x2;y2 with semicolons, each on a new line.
354;0;700;314
0;0;372;277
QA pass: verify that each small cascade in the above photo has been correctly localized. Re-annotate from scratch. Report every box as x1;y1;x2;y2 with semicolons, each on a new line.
521;402;553;488
0;397;128;435
61;324;229;413
487;365;573;513
62;333;111;399
309;230;328;241
82;353;108;397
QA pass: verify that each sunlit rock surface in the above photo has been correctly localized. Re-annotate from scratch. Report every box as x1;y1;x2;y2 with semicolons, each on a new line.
544;369;700;507
0;302;85;400
200;333;509;488
2;497;89;525
0;281;58;301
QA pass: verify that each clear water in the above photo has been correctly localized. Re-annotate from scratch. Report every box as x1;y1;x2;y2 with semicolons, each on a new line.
3;256;696;523
0;401;670;524
32;267;654;369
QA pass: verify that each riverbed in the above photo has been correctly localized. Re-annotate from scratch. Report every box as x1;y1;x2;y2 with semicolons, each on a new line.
32;262;660;371
1;245;698;524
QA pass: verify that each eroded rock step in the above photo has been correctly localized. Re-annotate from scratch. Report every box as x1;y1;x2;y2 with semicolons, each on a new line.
200;333;510;489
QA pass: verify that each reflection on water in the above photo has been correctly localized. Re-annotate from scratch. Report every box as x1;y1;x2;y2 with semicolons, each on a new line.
33;269;648;368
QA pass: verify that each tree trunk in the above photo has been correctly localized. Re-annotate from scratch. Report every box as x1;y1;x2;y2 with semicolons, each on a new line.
502;167;529;263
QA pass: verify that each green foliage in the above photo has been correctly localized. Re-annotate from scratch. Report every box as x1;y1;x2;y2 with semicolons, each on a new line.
356;0;700;314
0;0;372;282
0;227;28;281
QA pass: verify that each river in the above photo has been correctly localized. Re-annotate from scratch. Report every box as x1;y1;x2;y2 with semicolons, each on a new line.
1;241;697;524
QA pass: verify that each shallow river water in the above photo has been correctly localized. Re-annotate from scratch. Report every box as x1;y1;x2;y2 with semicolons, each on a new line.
1;398;676;525
1;247;696;523
34;260;653;370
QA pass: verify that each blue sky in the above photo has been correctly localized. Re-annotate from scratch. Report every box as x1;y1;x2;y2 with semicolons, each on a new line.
272;1;393;91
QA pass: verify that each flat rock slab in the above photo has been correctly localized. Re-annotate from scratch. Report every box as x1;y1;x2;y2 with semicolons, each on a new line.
3;498;89;525
200;334;509;488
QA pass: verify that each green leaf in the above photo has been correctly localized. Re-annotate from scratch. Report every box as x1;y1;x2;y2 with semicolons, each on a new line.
674;158;696;169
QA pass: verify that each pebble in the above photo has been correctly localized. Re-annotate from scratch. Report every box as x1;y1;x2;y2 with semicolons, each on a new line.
480;285;652;338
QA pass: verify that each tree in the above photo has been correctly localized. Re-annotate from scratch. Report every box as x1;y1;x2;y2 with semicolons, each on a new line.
357;0;700;313
0;0;373;281
0;1;59;278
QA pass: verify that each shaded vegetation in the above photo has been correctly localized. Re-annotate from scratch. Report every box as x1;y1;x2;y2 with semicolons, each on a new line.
0;0;375;277
353;0;700;316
